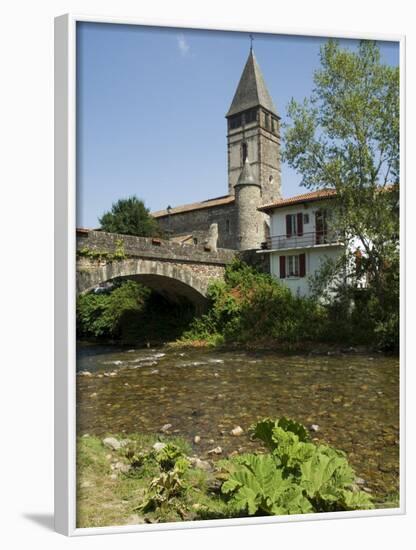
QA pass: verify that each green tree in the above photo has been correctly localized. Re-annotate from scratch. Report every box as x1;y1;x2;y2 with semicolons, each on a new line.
99;196;160;237
77;280;151;338
283;40;399;349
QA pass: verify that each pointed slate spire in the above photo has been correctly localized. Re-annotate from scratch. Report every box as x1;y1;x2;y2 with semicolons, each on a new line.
226;49;278;117
235;157;260;187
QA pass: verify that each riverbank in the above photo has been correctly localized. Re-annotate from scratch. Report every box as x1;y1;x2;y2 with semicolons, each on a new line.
77;428;398;528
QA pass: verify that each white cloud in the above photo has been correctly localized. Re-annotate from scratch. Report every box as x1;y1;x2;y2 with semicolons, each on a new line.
177;33;190;56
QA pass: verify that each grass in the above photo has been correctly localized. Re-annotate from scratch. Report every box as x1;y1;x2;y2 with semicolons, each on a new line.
76;431;399;528
76;433;229;528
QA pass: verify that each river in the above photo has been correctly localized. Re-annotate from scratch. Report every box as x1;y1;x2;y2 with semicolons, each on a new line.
76;343;399;501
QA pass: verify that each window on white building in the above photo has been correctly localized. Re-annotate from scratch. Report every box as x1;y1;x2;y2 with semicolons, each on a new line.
285;213;304;237
286;214;297;235
287;255;300;277
279;253;306;278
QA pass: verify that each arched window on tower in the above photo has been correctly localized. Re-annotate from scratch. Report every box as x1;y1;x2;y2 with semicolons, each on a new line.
242;142;248;163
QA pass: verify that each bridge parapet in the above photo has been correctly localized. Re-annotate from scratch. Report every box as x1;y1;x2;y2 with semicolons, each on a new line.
76;229;236;266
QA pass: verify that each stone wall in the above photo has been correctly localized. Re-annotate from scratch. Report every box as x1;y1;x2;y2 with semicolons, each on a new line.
258;128;282;204
239;248;270;274
155;202;238;250
76;230;236;265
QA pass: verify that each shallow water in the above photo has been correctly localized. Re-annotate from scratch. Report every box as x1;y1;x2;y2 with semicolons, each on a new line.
76;343;399;499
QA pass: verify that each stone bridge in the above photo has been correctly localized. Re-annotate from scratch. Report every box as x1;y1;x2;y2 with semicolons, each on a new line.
76;230;236;312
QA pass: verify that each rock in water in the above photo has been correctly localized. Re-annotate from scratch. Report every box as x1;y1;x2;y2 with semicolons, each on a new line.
160;423;172;433
194;435;201;444
207;446;222;455
189;457;211;471
310;424;320;432
103;437;121;451
230;426;244;436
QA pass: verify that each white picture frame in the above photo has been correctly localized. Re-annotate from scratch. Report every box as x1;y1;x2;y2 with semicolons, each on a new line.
54;13;406;536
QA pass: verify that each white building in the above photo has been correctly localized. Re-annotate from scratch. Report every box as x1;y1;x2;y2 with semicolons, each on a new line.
258;189;348;297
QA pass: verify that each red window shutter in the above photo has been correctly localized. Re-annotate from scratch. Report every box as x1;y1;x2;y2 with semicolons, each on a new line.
297;213;303;236
299;253;306;277
286;215;292;237
279;256;286;279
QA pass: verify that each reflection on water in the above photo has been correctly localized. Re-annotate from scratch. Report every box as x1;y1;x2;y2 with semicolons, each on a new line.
76;343;399;499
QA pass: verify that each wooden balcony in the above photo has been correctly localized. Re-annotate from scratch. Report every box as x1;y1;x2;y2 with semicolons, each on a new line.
265;230;342;251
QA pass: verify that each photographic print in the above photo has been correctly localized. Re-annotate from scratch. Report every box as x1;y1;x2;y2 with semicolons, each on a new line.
72;21;401;530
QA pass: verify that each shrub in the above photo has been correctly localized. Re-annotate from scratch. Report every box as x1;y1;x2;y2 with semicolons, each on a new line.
219;418;373;516
77;280;151;338
181;259;326;346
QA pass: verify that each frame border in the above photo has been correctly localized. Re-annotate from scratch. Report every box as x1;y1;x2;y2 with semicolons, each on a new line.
54;13;406;536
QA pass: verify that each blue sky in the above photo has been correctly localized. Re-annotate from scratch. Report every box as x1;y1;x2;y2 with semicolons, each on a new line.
76;23;399;228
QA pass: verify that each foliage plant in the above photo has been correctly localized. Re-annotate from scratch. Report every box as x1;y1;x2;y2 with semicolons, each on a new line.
283;40;399;351
77;239;126;262
99;195;161;237
77;278;196;342
220;417;374;516
76;280;151;338
181;259;327;347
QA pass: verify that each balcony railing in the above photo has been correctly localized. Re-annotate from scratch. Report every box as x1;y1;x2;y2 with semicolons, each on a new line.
265;230;341;251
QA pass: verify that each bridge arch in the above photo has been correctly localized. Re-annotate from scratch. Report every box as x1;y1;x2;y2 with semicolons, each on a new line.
77;258;213;312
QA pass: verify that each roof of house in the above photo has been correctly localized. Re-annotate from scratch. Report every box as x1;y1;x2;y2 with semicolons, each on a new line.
258;189;337;212
226;49;278;118
152;195;235;218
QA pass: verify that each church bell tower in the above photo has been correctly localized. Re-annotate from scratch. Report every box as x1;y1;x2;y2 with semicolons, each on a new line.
226;48;282;204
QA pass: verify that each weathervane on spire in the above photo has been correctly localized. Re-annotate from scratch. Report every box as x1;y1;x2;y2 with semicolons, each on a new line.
249;33;254;51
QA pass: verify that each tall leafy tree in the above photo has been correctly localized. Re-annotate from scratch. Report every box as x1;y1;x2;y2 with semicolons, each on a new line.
99;196;160;237
283;40;400;348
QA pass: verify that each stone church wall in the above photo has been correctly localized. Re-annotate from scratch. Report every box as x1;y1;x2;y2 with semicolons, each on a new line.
156;202;238;250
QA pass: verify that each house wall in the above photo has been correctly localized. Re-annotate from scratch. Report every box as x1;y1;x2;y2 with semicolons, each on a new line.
269;200;333;238
267;198;345;297
270;246;344;297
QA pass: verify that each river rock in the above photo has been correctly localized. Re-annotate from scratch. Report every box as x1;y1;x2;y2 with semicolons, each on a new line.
194;435;201;444
114;461;131;474
153;442;166;452
355;477;366;485
160;423;172;434
103;437;121;451
310;424;320;432
230;426;244;436
189;457;212;471
79;371;92;377
207;446;222;455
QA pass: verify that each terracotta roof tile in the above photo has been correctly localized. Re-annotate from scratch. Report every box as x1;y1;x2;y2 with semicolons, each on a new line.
258;189;337;212
152;195;235;218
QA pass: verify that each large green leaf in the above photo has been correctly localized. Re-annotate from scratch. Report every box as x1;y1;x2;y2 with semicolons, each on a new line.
271;427;316;470
250;417;311;452
300;450;355;502
342;489;374;510
277;417;311;442
250;419;277;450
